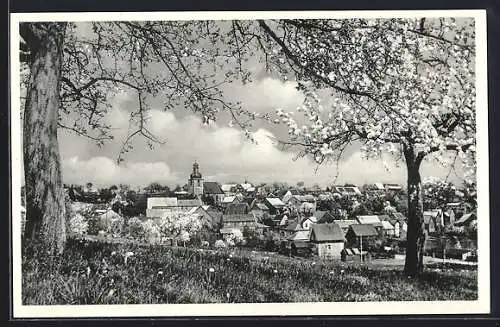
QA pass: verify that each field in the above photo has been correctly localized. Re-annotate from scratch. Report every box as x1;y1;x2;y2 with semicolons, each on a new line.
22;238;478;304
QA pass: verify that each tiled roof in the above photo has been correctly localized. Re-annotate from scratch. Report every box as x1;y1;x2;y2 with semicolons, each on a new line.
203;182;224;194
381;220;394;230
222;213;256;223
310;223;345;242
348;224;378;237
288;230;310;241
335;219;358;230
225;203;249;215
266;197;285;207
222;196;236;203
357;215;382;226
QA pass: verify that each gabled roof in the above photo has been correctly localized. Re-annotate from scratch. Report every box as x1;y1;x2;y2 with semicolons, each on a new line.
203;182;224;194
288;230;310;241
335;219;358;230
356;215;382;226
335;186;362;195
374;183;385;190
348;224;379;237
310;223;345;242
282;190;293;203
240;183;253;190
423;210;442;224
381;220;394;230
225;203;249;215
222;196;236;203
222;213;256;223
384;183;402;190
302;215;318;224
147;197;177;209
265;197;285;207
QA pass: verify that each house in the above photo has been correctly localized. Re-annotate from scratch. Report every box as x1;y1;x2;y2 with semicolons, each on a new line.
335;219;359;235
146;197;202;218
356;215;383;232
380;220;395;236
187;205;222;229
225;202;250;215
250;202;270;220
288;229;311;243
423;210;444;234
334;186;362;196
264;197;286;215
221;195;239;208
384;183;402;192
345;224;379;249
203;182;225;203
309;223;345;259
221;184;238;196
222;213;257;230
300;215;318;230
280;221;304;238
387;212;407;238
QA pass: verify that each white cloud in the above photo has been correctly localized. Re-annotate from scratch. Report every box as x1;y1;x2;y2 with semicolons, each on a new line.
57;105;465;189
61;156;176;188
224;77;304;113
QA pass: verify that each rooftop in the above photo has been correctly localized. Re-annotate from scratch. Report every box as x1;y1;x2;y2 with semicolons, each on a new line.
348;224;379;237
310;223;345;242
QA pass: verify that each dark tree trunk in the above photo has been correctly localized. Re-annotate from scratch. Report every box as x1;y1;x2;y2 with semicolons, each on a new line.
403;144;426;277
22;23;67;257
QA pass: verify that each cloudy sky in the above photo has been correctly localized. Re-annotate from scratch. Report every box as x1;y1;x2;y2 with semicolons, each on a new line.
53;75;463;189
19;21;467;190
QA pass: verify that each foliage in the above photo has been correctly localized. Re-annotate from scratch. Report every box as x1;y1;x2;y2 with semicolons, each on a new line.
422;177;461;210
127;217;146;240
158;211;203;244
224;229;244;247
22;238;478;304
214;239;226;248
68;213;89;236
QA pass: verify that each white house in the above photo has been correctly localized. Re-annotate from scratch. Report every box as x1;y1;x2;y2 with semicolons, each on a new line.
310;223;345;259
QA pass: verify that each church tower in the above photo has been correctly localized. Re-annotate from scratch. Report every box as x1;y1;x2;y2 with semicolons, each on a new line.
188;161;204;197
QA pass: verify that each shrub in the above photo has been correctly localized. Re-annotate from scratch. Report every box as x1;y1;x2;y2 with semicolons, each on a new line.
68;213;88;236
127;217;145;240
214;239;226;248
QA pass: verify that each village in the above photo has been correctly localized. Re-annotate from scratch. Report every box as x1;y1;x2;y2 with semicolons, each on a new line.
22;161;477;265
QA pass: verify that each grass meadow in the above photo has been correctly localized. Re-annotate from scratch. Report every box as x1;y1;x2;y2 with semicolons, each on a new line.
22;238;478;304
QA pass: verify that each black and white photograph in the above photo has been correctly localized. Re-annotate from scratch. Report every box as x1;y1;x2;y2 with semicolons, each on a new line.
10;10;490;317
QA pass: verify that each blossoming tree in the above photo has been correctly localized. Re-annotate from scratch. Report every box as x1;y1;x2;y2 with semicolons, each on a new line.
158;210;202;246
248;18;476;276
